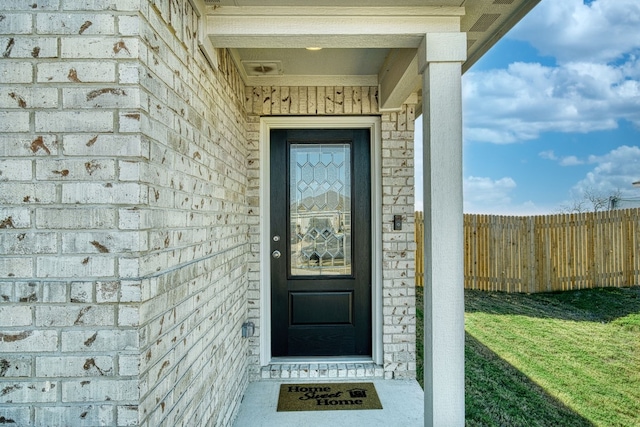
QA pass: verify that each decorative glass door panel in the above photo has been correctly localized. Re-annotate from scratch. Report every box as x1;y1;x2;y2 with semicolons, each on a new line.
290;143;352;276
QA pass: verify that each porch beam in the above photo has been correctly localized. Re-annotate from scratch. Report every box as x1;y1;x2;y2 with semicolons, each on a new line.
418;32;466;427
205;7;462;49
378;49;420;111
205;6;465;17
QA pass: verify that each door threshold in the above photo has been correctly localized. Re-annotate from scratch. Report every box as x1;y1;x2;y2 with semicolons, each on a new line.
259;360;384;381
270;356;373;364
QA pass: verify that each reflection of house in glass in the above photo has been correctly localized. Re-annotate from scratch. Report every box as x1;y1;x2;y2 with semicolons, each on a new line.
290;143;352;276
291;191;352;276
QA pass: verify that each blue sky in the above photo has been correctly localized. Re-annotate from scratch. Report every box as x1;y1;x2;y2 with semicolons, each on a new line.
415;0;640;215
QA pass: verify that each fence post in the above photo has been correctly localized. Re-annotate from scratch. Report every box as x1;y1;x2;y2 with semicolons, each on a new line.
415;211;424;287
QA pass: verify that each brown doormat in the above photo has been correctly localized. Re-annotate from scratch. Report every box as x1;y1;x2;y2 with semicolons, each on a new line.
277;382;383;412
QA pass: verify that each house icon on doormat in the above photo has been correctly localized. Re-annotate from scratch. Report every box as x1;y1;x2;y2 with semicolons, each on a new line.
347;388;368;399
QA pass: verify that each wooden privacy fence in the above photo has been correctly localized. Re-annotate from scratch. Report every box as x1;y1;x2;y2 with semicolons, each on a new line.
415;209;640;293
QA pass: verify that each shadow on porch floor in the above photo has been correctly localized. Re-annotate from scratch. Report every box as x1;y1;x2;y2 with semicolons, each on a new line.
233;379;424;427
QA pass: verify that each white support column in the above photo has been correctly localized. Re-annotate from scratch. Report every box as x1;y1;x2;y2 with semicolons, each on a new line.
418;32;467;427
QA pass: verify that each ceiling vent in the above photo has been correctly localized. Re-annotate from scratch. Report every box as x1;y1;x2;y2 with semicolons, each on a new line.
241;61;283;76
469;13;500;32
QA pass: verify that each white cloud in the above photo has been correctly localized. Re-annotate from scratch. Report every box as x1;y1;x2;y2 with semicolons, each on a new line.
463;0;640;144
463;61;640;143
573;145;640;196
559;156;584;166
539;150;557;160
511;0;640;64
463;176;516;213
462;176;559;215
539;151;584;166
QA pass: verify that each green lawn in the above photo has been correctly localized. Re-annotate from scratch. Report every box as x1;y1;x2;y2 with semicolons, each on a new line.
416;286;640;426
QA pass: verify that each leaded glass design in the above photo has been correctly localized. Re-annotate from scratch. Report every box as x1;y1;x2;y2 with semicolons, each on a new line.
290;143;351;276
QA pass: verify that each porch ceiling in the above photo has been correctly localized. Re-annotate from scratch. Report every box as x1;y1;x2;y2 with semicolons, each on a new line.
198;0;540;110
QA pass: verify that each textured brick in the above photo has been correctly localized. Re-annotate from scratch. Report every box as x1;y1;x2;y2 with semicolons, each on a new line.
63;86;140;109
62;0;141;11
0;329;58;352
117;354;138;376
118;160;141;181
70;281;93;303
61;36;139;59
41;281;68;303
118;305;138;326
36;255;115;279
0;36;58;58
61;182;144;204
118;15;139;36
36;208;116;229
37;61;117;83
62;378;138;402
35;356;114;377
119;110;143;132
117;257;139;279
36;13;115;35
35;111;114;132
0;87;59;109
61;330;137;352
0;13;33;34
0;207;32;228
0;407;30;425
1;0;60;10
0;356;32;377
35;158;116;181
96;281;119;303
0;257;33;278
0;112;30;132
117;405;138;426
35;405;114;427
36;305;115;327
0;381;57;404
0;232;57;255
0;61;32;83
0;135;58;157
119;280;141;302
14;282;40;304
0;159;32;181
62;134;146;157
0;306;32;326
0;183;57;204
61;231;147;254
118;63;140;84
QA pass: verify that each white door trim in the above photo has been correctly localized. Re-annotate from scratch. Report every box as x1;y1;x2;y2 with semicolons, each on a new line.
259;116;382;366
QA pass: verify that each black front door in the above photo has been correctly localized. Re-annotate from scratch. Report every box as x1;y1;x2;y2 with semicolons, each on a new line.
270;129;372;357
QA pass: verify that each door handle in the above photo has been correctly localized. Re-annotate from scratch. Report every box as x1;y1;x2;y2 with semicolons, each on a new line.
272;250;281;259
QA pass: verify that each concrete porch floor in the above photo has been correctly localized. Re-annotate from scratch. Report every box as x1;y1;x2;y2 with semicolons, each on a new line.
233;379;424;426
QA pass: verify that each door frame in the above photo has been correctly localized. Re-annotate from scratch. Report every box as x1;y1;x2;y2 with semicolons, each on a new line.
259;116;382;366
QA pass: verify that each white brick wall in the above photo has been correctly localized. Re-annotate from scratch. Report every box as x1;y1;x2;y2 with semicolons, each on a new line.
133;1;250;426
0;2;151;425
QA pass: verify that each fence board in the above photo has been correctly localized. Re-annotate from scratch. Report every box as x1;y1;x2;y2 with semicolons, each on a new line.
415;209;640;292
